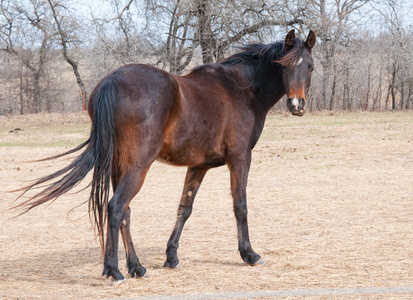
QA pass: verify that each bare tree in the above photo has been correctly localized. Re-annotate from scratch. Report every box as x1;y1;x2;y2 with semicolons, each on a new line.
307;0;370;110
152;0;197;74
374;0;412;110
194;0;304;63
145;0;304;74
0;0;56;113
47;0;88;108
87;0;155;79
1;0;413;115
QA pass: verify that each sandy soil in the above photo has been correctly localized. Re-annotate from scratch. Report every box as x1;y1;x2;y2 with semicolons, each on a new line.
0;111;412;299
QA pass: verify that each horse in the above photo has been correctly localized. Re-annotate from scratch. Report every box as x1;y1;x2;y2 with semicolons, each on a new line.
17;29;315;284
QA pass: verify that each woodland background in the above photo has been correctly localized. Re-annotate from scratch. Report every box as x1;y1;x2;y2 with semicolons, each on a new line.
0;0;412;115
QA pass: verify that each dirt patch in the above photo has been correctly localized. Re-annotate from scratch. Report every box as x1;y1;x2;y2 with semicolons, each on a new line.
1;111;412;299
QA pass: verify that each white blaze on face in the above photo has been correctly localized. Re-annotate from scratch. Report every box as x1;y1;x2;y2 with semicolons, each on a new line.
291;97;300;109
289;57;305;111
295;57;303;66
290;84;306;110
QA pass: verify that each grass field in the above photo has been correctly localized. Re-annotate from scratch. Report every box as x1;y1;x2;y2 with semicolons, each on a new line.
0;111;412;299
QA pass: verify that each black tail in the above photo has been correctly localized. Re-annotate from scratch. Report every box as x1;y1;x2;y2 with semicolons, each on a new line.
16;77;117;251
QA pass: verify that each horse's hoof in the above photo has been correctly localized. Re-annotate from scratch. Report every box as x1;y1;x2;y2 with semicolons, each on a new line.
164;263;181;269
108;277;127;286
252;258;266;266
241;251;263;266
102;265;125;281
164;262;181;269
128;264;147;278
164;260;180;269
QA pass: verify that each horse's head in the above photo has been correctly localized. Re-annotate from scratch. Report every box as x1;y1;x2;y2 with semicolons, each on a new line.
279;30;316;116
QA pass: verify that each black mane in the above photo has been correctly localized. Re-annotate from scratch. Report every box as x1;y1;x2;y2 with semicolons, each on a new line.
219;42;284;66
219;38;306;112
219;38;306;68
189;38;308;112
190;38;305;76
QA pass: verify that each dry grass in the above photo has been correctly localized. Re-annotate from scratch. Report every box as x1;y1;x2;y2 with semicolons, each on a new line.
0;111;412;299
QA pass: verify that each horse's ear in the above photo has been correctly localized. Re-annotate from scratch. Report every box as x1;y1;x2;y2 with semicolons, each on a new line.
285;29;296;52
305;30;316;49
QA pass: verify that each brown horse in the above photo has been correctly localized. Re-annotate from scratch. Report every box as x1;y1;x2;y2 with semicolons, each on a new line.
17;29;315;283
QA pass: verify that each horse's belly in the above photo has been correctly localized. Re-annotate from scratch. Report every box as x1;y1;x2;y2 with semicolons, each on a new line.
158;109;227;167
157;141;226;167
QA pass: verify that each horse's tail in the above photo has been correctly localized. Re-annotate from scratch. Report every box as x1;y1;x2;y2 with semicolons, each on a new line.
16;77;117;251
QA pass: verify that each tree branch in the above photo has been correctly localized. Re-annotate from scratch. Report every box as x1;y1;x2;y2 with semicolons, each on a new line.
216;18;304;57
47;0;87;104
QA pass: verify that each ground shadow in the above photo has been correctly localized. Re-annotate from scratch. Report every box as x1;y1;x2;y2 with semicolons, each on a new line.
0;244;167;286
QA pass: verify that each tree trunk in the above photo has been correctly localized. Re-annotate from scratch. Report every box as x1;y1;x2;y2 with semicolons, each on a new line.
385;86;390;110
196;0;215;64
400;80;404;110
343;65;350;110
320;0;329;110
377;66;382;110
19;63;24;115
390;67;396;110
391;85;396;110
33;72;41;113
366;63;371;110
329;59;336;110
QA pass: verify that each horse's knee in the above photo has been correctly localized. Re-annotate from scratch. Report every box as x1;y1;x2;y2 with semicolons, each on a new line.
234;203;248;222
177;204;192;221
107;198;126;227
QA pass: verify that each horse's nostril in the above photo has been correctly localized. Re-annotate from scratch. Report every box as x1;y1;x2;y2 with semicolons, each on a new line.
298;98;306;109
287;98;293;108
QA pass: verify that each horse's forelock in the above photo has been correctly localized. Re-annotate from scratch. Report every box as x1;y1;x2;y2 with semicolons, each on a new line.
273;39;306;68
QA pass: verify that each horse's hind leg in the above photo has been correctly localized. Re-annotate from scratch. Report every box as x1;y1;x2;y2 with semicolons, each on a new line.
112;173;146;278
165;167;208;268
120;207;146;277
103;163;152;282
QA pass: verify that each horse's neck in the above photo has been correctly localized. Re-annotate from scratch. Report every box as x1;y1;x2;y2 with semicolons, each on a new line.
221;62;285;113
249;65;285;113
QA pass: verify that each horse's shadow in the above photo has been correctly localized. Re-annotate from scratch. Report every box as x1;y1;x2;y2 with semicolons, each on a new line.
0;244;166;286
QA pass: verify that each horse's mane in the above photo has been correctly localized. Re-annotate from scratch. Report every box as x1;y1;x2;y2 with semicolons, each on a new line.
219;38;306;68
187;38;307;103
189;38;306;77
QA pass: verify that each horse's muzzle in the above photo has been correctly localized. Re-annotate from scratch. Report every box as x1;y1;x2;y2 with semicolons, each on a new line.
287;97;305;116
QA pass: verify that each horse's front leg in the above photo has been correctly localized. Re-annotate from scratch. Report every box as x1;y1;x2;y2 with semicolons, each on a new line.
164;167;208;268
229;153;264;266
